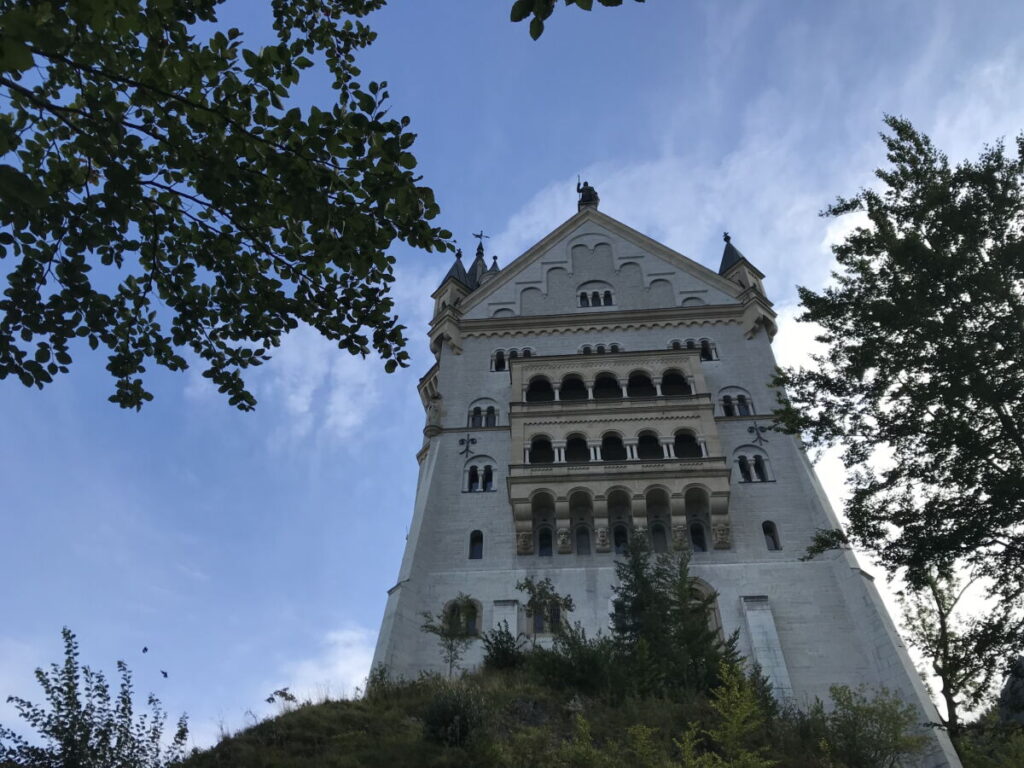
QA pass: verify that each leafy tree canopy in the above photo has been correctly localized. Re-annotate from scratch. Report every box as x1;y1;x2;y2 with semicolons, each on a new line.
776;116;1024;600
0;0;451;410
509;0;646;40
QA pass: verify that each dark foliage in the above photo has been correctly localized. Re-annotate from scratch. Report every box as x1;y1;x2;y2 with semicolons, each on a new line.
0;0;451;409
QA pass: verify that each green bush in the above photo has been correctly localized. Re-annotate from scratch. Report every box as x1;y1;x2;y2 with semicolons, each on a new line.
481;621;527;671
422;680;486;748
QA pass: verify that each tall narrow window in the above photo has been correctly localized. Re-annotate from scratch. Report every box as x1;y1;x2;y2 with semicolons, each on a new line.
467;466;480;492
508;349;518;361
671;340;682;350
591;291;601;306
596;344;606;354
464;603;480;635
651;523;668;553
538;527;553;557
613;525;629;555
575;526;591;555
690;523;707;552
469;530;483;559
580;292;590;307
722;395;735;417
738;456;752;482
753;455;768;482
581;345;593;355
737;395;751;416
533;611;545;634
470;407;482;428
522;349;532;358
485;407;496;427
482;465;494;491
763;521;780;551
700;340;714;361
549;605;562;632
603;290;613;306
686;339;696;350
494;350;506;371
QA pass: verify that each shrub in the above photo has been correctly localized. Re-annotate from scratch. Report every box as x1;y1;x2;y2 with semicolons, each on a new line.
822;685;926;768
422;680;486;748
482;621;526;671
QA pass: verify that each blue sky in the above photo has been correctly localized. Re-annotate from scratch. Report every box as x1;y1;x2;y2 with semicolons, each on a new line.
3;0;1024;748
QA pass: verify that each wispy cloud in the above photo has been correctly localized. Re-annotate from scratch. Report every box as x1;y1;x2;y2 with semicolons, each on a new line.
279;626;376;704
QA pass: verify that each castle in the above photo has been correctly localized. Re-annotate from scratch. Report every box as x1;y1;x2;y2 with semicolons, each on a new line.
372;187;960;767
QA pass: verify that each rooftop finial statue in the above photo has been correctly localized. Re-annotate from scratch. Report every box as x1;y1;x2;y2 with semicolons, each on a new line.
576;177;599;210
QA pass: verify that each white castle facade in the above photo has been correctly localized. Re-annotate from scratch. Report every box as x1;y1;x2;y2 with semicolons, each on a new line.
372;192;960;767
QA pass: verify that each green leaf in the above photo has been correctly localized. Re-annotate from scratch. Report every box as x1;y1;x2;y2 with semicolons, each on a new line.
0;164;47;207
510;0;533;22
0;38;34;72
529;16;544;39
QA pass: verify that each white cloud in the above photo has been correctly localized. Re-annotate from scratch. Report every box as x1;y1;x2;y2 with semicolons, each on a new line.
280;627;376;704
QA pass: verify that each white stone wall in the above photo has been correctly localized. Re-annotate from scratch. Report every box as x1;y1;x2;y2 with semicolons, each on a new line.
371;213;960;767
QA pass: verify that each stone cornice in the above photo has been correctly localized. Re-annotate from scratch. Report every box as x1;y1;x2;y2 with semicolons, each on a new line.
460;302;751;339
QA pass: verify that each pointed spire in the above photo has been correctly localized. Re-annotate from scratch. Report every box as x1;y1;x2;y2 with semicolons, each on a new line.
487;255;500;274
719;231;747;274
440;248;470;288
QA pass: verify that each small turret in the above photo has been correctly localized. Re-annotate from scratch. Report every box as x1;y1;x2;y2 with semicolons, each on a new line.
718;232;765;296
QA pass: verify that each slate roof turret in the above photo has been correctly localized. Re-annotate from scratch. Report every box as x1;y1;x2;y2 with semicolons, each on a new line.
719;232;748;274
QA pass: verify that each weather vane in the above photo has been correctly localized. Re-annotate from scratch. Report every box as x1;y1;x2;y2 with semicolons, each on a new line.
472;230;489;243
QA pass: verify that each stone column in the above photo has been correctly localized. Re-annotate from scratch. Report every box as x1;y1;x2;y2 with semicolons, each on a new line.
552;441;566;463
590;442;602;461
624;440;638;460
555;498;571;553
660;438;674;458
670;495;689;552
553;387;561;402
586;384;594;399
632;494;648;538
593;497;610;553
653;378;663;397
523;446;531;464
619;379;629;398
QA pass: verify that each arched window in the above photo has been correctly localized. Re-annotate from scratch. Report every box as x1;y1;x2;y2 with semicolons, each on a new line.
522;349;532;358
627;371;656;398
763;521;781;551
737;395;751;416
601;433;627;461
493;350;506;371
671;340;682;350
722;395;736;417
485;406;496;427
508;349;518;361
610;343;620;352
565;435;590;463
651;523;669;554
613;524;629;555
593;374;621;399
686;339;696;350
737;456;753;482
674;431;701;459
469;530;483;559
575;526;591;555
690;523;708;552
603;290;613;306
470;407;483;428
581;345;593;355
560;375;588;401
753;455;769;482
529;437;554;464
538;527;553;557
662;370;692;397
482;465;494;491
596;344;606;354
636;431;662;460
526;376;554;402
467;466;480;492
700;339;715;361
580;292;590;307
446;600;480;636
591;291;601;306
